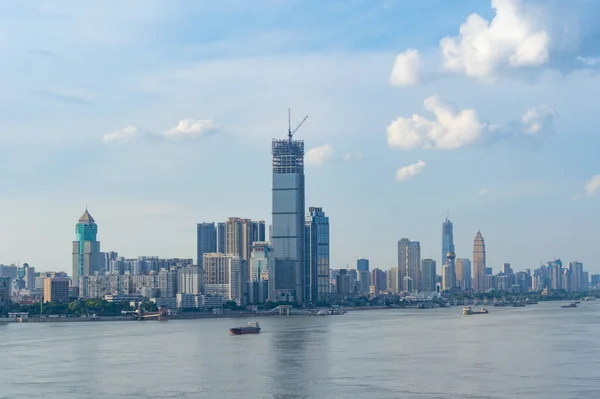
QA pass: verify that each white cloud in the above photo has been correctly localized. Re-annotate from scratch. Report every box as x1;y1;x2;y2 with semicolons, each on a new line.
102;126;139;143
390;49;420;87
306;144;333;166
478;188;489;196
164;119;218;139
387;95;483;150
440;0;550;78
396;160;426;181
521;104;555;135
585;174;600;197
344;152;363;161
577;56;600;67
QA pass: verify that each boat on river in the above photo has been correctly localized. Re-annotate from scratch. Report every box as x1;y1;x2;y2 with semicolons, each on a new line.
230;321;261;335
560;303;577;308
463;306;488;315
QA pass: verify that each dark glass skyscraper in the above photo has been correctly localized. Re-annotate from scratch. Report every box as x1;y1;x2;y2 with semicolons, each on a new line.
271;134;305;303
196;222;217;267
305;207;330;303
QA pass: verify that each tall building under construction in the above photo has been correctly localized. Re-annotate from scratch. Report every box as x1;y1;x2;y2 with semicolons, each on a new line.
270;113;307;303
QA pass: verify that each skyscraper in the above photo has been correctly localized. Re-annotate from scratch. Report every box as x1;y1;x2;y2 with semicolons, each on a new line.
196;222;217;267
271;125;305;303
456;258;472;290
356;259;370;294
421;259;436;292
305;207;330;303
398;238;421;292
72;209;101;286
357;259;369;272
442;218;455;288
216;222;226;254
472;231;486;292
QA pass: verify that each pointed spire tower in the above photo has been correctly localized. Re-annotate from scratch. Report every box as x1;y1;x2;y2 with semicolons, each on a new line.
72;207;101;287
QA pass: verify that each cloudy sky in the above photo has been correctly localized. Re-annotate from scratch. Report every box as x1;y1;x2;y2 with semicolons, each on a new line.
1;0;599;274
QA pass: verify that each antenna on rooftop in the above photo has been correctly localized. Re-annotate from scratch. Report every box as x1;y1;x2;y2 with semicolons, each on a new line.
288;108;308;142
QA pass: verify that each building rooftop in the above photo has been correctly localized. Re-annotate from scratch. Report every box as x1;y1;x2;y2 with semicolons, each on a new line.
78;210;95;224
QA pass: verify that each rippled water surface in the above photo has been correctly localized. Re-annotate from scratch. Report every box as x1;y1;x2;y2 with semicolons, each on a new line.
1;301;599;398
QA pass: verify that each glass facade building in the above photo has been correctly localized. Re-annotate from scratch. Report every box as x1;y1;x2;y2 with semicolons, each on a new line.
271;137;305;303
305;207;330;303
72;210;100;286
196;222;217;268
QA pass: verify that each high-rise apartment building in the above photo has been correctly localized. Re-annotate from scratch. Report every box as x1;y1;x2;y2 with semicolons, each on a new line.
196;222;217;267
370;268;386;293
72;209;101;286
386;267;401;293
178;265;204;295
398;238;421;292
569;261;584;292
421;259;436;292
217;222;226;254
24;264;36;291
304;207;330;303
357;259;370;293
455;258;472;290
43;277;70;303
472;231;486;292
441;218;455;286
203;253;233;285
271;131;305;303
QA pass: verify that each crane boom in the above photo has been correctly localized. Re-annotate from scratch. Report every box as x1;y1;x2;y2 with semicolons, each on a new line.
287;109;308;141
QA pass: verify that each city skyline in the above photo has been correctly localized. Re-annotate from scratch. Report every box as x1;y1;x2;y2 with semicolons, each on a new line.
1;1;600;274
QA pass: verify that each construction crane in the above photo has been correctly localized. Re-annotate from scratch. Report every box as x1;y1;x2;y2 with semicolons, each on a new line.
288;108;308;142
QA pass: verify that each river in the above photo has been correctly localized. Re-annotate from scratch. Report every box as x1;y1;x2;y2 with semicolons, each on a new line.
1;301;599;398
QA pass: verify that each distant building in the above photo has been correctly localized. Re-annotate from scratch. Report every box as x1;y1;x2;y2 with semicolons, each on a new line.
591;274;600;288
0;265;18;278
0;277;11;307
421;259;436;292
178;265;204;295
370;268;386;293
228;258;243;305
569;261;584;292
23;265;36;291
196;222;217;267
336;269;351;294
441;218;455;287
305;207;330;303
216;222;226;254
387;267;401;293
72;209;101;286
204;253;232;285
357;259;369;272
455;258;471;290
398;238;421;292
442;264;453;291
158;268;178;298
271;133;305;303
472;231;486;292
43;277;69;303
250;242;272;282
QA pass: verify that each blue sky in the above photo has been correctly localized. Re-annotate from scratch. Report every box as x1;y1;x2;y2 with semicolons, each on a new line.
1;0;599;274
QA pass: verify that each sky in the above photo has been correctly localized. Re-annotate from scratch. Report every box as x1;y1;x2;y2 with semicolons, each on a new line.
1;0;600;274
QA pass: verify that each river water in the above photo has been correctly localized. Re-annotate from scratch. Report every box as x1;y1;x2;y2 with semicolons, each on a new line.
1;301;599;398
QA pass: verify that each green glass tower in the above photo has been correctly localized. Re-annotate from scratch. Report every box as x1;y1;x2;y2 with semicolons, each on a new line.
72;209;101;286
